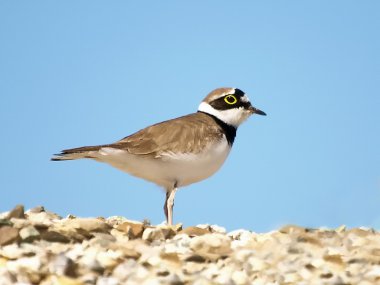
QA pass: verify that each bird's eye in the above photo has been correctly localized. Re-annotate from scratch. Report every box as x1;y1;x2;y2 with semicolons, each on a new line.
224;95;238;105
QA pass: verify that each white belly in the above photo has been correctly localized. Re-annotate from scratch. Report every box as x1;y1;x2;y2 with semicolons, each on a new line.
94;138;231;189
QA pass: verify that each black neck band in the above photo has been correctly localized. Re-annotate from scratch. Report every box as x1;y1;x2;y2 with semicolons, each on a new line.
198;111;237;146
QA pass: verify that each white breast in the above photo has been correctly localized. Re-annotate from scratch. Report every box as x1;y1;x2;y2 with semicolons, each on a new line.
94;138;231;189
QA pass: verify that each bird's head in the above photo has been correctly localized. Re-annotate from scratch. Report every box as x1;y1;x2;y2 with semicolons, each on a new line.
198;87;266;128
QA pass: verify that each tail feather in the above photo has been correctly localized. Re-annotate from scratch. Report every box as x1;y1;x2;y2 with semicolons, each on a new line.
51;145;103;161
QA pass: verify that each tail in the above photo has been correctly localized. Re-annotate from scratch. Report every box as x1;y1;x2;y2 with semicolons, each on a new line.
51;145;103;161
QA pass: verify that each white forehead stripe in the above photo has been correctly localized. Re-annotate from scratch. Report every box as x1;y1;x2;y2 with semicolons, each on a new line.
240;95;250;103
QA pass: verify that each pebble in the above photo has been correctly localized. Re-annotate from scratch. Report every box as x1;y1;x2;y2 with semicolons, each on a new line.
179;226;210;237
0;226;19;245
142;227;166;242
0;205;379;284
19;225;40;242
116;220;145;238
7;204;25;219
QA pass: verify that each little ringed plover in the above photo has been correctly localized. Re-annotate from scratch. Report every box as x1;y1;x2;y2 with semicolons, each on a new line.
52;87;266;225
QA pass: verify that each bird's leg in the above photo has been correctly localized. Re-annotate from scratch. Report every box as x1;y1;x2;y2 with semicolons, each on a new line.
164;185;177;226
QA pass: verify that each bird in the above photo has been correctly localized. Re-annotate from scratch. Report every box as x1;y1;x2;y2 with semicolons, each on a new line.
52;87;266;225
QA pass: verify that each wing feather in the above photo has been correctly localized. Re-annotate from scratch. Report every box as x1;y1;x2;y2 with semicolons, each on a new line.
110;113;223;157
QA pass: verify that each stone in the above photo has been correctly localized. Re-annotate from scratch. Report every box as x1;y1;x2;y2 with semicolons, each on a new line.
41;230;70;243
283;272;302;283
0;226;19;245
112;259;137;280
0;243;39;259
189;233;231;260
2;206;380;284
80;249;104;274
97;249;123;270
323;254;344;266
142;227;166;242
171;223;183;233
0;219;13;227
210;225;227;234
117;220;145;238
336;225;346;233
89;233;116;248
7;205;25;219
28;212;55;228
63;218;112;234
79;272;98;284
179;226;210;237
6;255;42;275
0;269;14;284
111;241;143;259
44;275;85;285
9;217;30;229
106;216;128;227
279;224;306;234
247;256;269;271
156;225;176;239
27;205;45;213
232;270;249;285
19;225;40;242
49;253;77;277
97;276;120;285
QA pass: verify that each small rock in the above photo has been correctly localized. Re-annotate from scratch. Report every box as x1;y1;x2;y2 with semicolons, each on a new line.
0;226;19;245
112;259;137;280
0;269;14;285
9;218;30;229
336;225;346;233
106;216;128;227
142;227;165;242
172;223;183;233
179;226;210;237
210;225;227;234
323;254;344;266
63;218;112;234
279;224;306;234
247;256;269;271
80;249;104;274
28;212;56;228
27;205;45;213
111;241;142;259
46;275;85;285
366;265;380;278
7;205;25;219
184;254;206;263
97;249;123;270
89;233;116;248
232;270;249;285
49;253;77;277
283;272;302;283
41;230;70;243
0;219;13;227
0;243;38;259
117;220;145;238
97;276;119;285
6;255;42;274
160;252;181;264
79;272;98;284
189;233;231;260
19;226;40;242
156;225;176;239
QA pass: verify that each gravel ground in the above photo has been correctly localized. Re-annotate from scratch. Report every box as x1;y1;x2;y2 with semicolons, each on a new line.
0;205;379;285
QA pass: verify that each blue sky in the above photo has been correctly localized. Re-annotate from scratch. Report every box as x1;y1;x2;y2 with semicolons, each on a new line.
1;1;379;232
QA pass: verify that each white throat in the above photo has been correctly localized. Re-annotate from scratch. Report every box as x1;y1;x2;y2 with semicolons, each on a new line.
198;102;251;128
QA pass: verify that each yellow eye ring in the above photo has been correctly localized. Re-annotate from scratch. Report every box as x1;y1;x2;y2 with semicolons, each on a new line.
224;95;238;105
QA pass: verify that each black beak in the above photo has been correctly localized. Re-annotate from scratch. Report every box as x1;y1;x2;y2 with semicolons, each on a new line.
249;106;267;116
